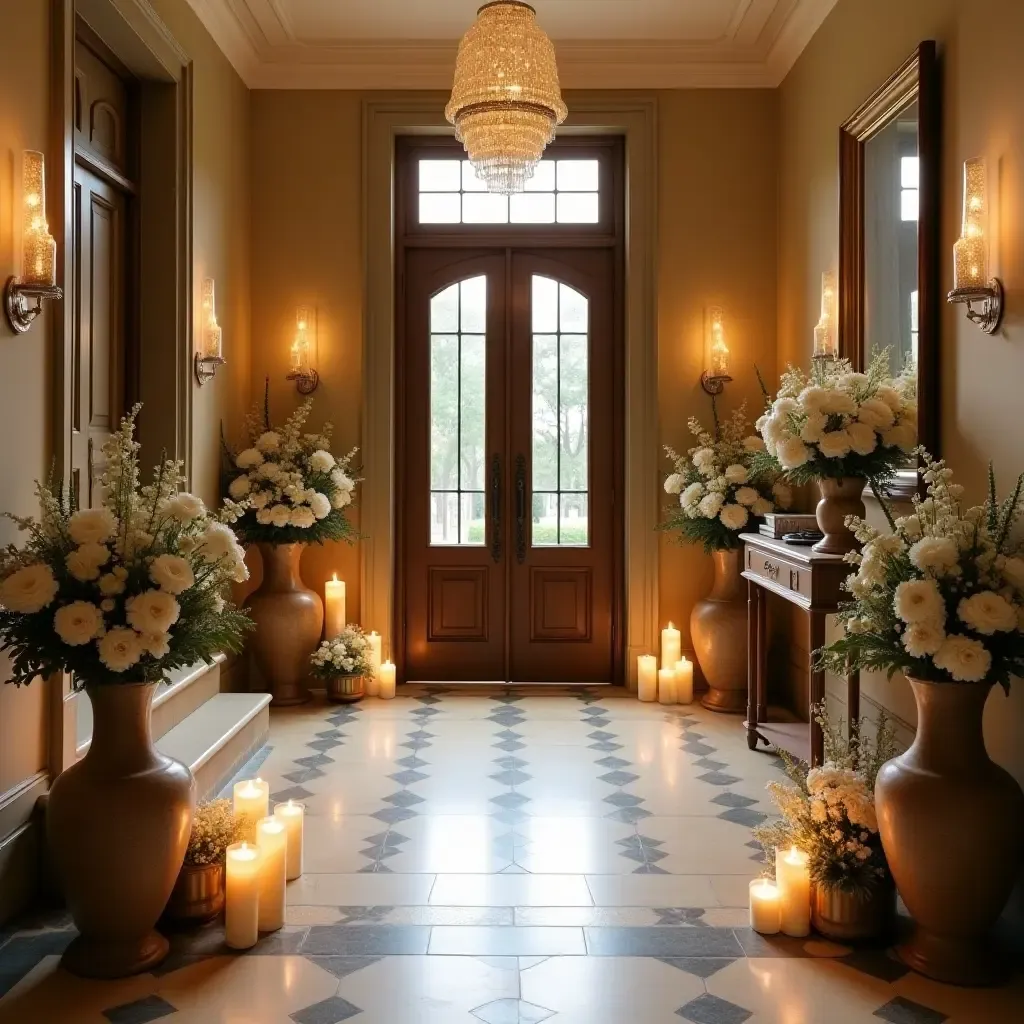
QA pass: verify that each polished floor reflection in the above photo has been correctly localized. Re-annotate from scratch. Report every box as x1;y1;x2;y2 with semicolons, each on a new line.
2;687;1022;1022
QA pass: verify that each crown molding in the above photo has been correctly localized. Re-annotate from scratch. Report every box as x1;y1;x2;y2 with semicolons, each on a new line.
186;0;838;91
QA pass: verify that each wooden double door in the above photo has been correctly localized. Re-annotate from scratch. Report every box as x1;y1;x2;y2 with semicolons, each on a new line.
400;247;622;683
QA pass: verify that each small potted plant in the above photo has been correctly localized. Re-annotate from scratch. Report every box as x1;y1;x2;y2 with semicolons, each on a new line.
661;400;788;712
754;351;917;553
311;624;374;703
165;799;249;925
754;703;899;941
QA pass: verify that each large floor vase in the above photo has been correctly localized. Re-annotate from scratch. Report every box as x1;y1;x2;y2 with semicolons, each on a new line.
691;547;748;713
875;677;1024;985
813;476;866;555
47;682;195;978
245;542;324;705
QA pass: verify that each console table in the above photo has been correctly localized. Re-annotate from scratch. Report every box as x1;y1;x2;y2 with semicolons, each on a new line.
740;532;858;766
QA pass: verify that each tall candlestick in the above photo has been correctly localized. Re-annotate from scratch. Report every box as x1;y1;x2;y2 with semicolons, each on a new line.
749;878;781;935
255;815;287;932
378;659;396;699
233;778;269;841
637;655;658;702
225;842;262;949
274;800;305;881
674;657;694;705
366;630;382;696
658;667;677;705
776;845;811;937
324;575;346;639
661;623;681;669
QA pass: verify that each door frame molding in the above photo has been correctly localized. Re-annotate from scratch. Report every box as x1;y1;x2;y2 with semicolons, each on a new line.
362;93;658;688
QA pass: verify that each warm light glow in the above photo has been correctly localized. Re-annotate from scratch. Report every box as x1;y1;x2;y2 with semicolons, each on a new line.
229;842;258;862
445;1;567;194
813;271;838;358
784;845;807;865
290;306;316;376
751;880;780;900
704;306;730;378
200;278;223;360
952;158;989;291
21;151;56;287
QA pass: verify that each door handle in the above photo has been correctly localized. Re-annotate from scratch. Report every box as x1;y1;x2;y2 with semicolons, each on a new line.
490;453;502;563
515;454;527;564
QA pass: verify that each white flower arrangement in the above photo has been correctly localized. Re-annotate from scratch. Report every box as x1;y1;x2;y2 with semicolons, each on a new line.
223;385;359;546
818;451;1024;690
754;704;898;894
662;403;788;553
754;351;917;485
0;407;252;688
310;624;374;680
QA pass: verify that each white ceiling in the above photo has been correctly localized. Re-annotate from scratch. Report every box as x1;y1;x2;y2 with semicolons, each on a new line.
185;0;838;89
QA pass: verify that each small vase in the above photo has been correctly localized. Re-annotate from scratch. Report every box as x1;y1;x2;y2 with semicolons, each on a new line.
875;677;1024;986
164;862;225;925
691;547;748;714
245;542;323;705
47;682;195;978
813;476;866;554
326;674;365;704
812;882;896;942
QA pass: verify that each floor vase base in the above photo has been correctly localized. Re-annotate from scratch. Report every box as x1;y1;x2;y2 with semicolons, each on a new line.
60;930;169;979
897;926;1009;987
700;687;747;714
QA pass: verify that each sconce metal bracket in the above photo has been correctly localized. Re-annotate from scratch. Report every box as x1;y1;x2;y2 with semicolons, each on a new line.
194;353;226;386
287;368;320;395
700;371;732;396
5;276;63;334
947;277;1003;335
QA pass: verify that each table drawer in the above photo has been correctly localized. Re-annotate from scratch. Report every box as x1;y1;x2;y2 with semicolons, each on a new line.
745;546;813;601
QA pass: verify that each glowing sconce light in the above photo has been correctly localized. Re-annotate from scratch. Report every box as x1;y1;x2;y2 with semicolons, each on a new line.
4;151;63;334
700;305;732;395
948;157;1003;333
812;271;838;361
194;278;225;385
287;306;319;394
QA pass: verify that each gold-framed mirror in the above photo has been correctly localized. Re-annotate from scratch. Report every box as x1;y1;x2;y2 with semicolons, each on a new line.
839;41;939;498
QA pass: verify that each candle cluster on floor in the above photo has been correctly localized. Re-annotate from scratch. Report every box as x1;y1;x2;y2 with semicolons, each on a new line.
636;623;695;705
324;574;392;699
749;845;812;937
226;780;305;949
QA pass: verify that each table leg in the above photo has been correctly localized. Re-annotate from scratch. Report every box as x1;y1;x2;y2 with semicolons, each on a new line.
746;581;759;750
756;583;768;724
809;610;826;766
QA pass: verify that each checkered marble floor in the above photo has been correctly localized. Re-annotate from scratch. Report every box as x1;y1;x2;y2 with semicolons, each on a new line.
2;687;1023;1023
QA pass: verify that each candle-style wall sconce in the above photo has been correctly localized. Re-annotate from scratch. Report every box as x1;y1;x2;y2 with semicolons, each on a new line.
947;158;1003;334
812;271;838;363
287;306;319;394
5;151;63;334
700;306;732;395
194;278;226;385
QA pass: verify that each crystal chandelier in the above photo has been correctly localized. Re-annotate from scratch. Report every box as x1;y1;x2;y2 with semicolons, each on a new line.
446;1;568;195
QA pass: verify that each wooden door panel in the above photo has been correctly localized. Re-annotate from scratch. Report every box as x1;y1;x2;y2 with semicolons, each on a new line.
429;567;490;641
530;567;592;641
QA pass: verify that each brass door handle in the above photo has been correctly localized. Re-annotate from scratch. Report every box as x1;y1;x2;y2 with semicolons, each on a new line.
490;453;502;563
515;454;526;564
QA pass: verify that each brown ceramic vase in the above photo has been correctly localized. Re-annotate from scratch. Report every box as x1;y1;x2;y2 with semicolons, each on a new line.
811;882;896;942
813;476;866;554
47;682;195;978
875;677;1024;986
245;542;324;705
691;547;748;713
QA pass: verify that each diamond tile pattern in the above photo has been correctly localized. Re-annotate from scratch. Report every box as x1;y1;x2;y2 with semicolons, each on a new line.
290;995;363;1023
472;997;556;1023
676;993;752;1024
103;996;177;1023
873;997;948;1024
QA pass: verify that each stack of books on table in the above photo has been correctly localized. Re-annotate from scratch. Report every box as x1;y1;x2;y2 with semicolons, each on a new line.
758;513;819;539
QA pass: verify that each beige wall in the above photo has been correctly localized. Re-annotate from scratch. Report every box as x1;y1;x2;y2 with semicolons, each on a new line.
778;0;1024;787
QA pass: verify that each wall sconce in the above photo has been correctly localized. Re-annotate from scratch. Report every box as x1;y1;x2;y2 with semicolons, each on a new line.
947;157;1003;334
700;305;731;395
194;278;225;385
4;151;62;334
812;270;838;361
287;305;319;394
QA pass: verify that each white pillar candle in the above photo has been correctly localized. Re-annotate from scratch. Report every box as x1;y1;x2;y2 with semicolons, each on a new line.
674;657;694;705
324;575;346;639
233;778;269;840
274;800;305;881
776;845;811;937
749;878;782;935
637;655;658;702
378;659;396;699
658;667;677;705
255;815;288;932
661;622;681;670
225;842;262;949
366;630;382;696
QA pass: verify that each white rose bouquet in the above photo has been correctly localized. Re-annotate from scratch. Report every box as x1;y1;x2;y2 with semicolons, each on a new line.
0;407;252;689
223;385;359;547
662;403;790;553
754;704;898;894
310;624;374;680
817;451;1024;691
754;351;917;486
